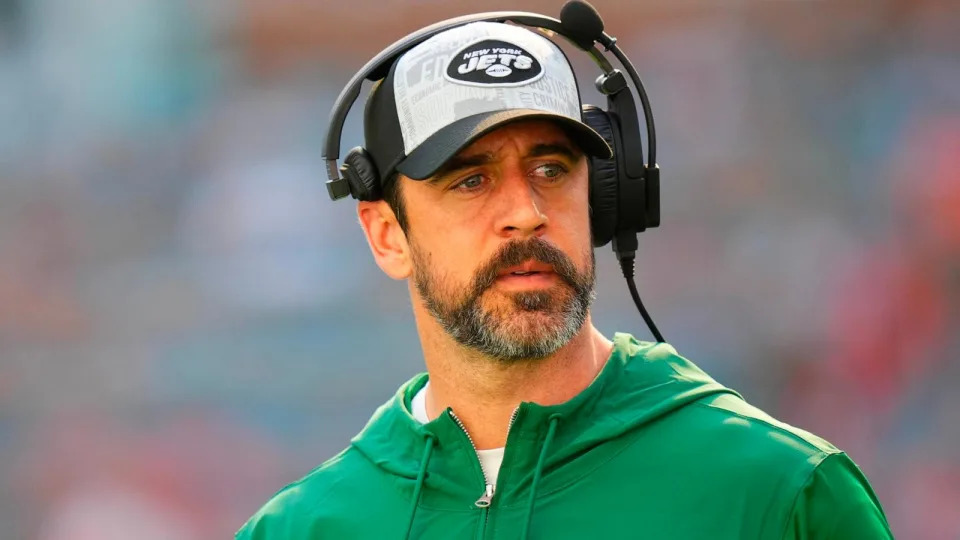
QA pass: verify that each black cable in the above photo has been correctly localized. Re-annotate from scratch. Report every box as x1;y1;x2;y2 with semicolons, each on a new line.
618;255;665;343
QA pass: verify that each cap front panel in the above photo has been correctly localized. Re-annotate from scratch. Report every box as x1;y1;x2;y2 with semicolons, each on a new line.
393;22;581;156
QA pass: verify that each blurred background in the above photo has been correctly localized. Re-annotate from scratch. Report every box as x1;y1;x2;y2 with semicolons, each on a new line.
0;0;958;538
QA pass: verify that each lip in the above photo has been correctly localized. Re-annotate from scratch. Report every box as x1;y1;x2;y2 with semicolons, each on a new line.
496;260;555;277
495;272;558;290
494;261;558;290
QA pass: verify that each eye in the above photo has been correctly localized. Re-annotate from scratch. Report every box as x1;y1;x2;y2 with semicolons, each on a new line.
532;163;567;180
452;174;485;191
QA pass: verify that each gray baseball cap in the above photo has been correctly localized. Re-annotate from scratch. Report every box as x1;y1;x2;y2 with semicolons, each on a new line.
363;21;612;181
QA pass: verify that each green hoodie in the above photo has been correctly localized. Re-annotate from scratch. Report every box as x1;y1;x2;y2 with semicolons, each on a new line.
237;334;892;539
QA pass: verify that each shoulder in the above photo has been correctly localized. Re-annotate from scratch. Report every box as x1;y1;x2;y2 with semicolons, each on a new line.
613;335;842;478
783;450;893;538
675;393;891;537
235;447;370;540
668;390;849;495
625;388;843;503
615;334;841;469
690;391;840;464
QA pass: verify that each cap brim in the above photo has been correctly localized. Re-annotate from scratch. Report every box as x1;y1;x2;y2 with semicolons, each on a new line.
395;110;613;181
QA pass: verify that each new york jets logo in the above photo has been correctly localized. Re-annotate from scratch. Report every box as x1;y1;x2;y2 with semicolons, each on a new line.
445;39;544;87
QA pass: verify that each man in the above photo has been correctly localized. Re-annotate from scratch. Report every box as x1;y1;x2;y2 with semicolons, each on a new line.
238;20;892;540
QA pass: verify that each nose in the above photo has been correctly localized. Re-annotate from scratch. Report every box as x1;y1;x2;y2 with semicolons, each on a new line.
494;169;548;239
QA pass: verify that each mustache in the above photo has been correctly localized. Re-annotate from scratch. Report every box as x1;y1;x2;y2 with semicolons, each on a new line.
472;237;583;292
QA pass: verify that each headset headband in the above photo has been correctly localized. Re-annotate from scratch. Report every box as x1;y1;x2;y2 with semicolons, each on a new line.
322;6;656;191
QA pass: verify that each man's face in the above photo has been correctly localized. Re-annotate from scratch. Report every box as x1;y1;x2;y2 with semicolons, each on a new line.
401;120;596;361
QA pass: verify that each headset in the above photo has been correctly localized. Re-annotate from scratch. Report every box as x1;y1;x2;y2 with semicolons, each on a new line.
322;1;665;342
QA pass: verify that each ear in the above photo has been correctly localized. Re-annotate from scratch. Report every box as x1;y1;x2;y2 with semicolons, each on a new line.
357;200;411;280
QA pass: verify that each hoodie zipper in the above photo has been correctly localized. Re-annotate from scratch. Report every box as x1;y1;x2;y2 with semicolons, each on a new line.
449;407;521;509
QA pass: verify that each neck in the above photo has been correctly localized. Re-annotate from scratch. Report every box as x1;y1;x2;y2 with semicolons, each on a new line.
413;300;613;450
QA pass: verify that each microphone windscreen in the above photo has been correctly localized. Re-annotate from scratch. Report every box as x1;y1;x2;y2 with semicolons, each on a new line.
559;0;605;50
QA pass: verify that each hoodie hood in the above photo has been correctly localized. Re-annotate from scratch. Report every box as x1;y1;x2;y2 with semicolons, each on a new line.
350;333;739;508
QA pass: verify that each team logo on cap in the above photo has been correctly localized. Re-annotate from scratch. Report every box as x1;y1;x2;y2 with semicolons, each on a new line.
445;39;544;87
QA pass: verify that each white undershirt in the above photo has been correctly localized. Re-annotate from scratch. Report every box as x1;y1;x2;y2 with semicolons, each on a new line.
411;382;505;487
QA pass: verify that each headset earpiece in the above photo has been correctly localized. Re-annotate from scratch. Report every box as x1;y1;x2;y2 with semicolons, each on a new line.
581;104;619;247
340;147;382;201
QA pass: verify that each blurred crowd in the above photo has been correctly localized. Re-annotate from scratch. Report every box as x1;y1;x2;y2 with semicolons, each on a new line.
0;0;957;538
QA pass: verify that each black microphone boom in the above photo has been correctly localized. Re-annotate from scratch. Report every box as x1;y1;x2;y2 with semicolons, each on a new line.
559;0;605;50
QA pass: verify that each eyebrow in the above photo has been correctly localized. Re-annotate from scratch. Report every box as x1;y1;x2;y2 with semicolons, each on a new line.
428;142;583;183
428;152;495;183
527;142;582;162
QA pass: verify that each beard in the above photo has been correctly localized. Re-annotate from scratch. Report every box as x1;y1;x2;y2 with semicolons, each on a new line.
410;237;595;362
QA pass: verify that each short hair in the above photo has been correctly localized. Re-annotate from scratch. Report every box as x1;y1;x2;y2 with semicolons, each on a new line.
381;172;408;233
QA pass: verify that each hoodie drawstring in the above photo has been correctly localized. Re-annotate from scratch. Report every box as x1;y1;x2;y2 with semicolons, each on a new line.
403;434;436;540
521;414;560;540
